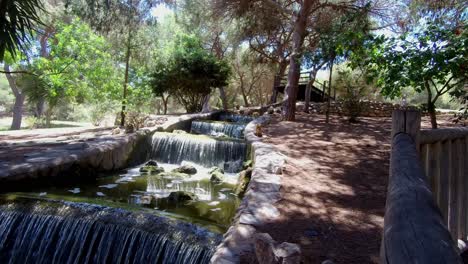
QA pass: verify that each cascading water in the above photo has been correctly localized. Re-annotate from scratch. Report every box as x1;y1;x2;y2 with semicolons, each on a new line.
0;199;220;264
151;133;247;172
218;113;254;124
190;121;246;139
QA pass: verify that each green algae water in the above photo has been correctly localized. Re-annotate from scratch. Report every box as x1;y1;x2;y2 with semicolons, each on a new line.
7;162;242;233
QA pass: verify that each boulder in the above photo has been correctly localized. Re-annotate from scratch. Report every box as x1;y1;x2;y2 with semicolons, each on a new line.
139;165;164;174
209;167;224;174
210;170;225;183
168;191;197;202
145;160;158;166
234;168;252;196
255;233;301;264
172;165;197;175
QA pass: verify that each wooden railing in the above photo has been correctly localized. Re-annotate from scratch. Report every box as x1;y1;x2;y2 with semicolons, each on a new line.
381;110;465;263
276;71;330;100
420;127;468;241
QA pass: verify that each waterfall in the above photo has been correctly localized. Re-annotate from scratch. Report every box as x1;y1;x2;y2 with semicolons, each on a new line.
191;121;246;139
218;114;254;124
0;199;220;264
151;133;247;172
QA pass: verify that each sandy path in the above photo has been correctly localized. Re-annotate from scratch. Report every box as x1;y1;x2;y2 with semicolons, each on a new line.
258;113;457;263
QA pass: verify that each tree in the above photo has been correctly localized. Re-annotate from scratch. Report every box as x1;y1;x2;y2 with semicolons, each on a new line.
0;0;44;61
65;0;165;126
364;23;467;128
3;62;26;130
215;0;372;121
150;35;231;113
177;0;239;110
232;50;271;107
23;18;120;126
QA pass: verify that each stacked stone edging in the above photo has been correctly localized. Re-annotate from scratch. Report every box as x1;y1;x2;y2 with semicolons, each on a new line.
211;115;288;263
161;111;221;132
0;111;220;187
308;100;405;117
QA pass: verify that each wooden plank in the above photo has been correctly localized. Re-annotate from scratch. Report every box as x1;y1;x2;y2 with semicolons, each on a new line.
440;140;452;225
429;142;442;206
466;136;468;241
456;138;466;241
420;143;429;179
381;133;461;264
421;127;468;144
449;139;459;239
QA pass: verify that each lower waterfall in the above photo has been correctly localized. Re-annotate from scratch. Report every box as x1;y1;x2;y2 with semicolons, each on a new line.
0;199;220;264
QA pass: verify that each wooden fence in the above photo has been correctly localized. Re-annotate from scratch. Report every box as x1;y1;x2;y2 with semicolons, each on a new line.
381;109;467;263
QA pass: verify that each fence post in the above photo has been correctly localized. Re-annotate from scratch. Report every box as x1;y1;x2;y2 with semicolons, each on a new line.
391;109;421;150
381;109;462;264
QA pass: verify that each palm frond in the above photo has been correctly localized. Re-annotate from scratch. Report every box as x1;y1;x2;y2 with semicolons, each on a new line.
0;0;44;61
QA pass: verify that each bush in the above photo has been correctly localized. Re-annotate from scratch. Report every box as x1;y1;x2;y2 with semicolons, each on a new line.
335;68;370;122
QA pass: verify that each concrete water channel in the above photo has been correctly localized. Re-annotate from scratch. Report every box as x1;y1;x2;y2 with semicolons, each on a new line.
0;111;288;263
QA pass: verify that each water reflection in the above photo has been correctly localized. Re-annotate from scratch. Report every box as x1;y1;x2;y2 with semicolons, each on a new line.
20;162;241;230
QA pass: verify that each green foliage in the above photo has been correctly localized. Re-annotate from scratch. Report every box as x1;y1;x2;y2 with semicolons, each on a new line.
0;0;44;61
0;76;14;113
20;18;120;121
369;24;466;99
334;68;373;122
356;22;467;127
151;34;231;113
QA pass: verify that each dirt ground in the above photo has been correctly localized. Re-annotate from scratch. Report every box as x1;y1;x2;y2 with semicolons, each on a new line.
258;112;458;264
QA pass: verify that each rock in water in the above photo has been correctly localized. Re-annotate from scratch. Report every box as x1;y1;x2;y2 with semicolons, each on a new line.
140;165;165;174
210;168;225;183
172;165;197;175
168;191;197;202
209;167;224;174
235;168;252;196
145;160;158;166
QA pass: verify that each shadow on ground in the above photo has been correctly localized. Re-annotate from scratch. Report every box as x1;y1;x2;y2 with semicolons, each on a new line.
258;113;392;264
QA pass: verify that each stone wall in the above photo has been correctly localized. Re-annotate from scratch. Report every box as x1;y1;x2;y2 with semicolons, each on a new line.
307;100;404;118
0;111;221;190
210;116;299;264
0;131;152;190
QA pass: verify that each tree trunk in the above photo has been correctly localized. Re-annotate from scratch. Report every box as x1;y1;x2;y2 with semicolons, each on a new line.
45;108;53;127
35;99;45;118
325;58;334;124
11;93;25;130
283;1;312;121
120;28;132;127
4;64;25;130
241;84;250;107
218;87;228;110
162;96;168;115
202;94;211;113
428;107;438;129
426;85;438;129
304;69;318;113
270;61;288;104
